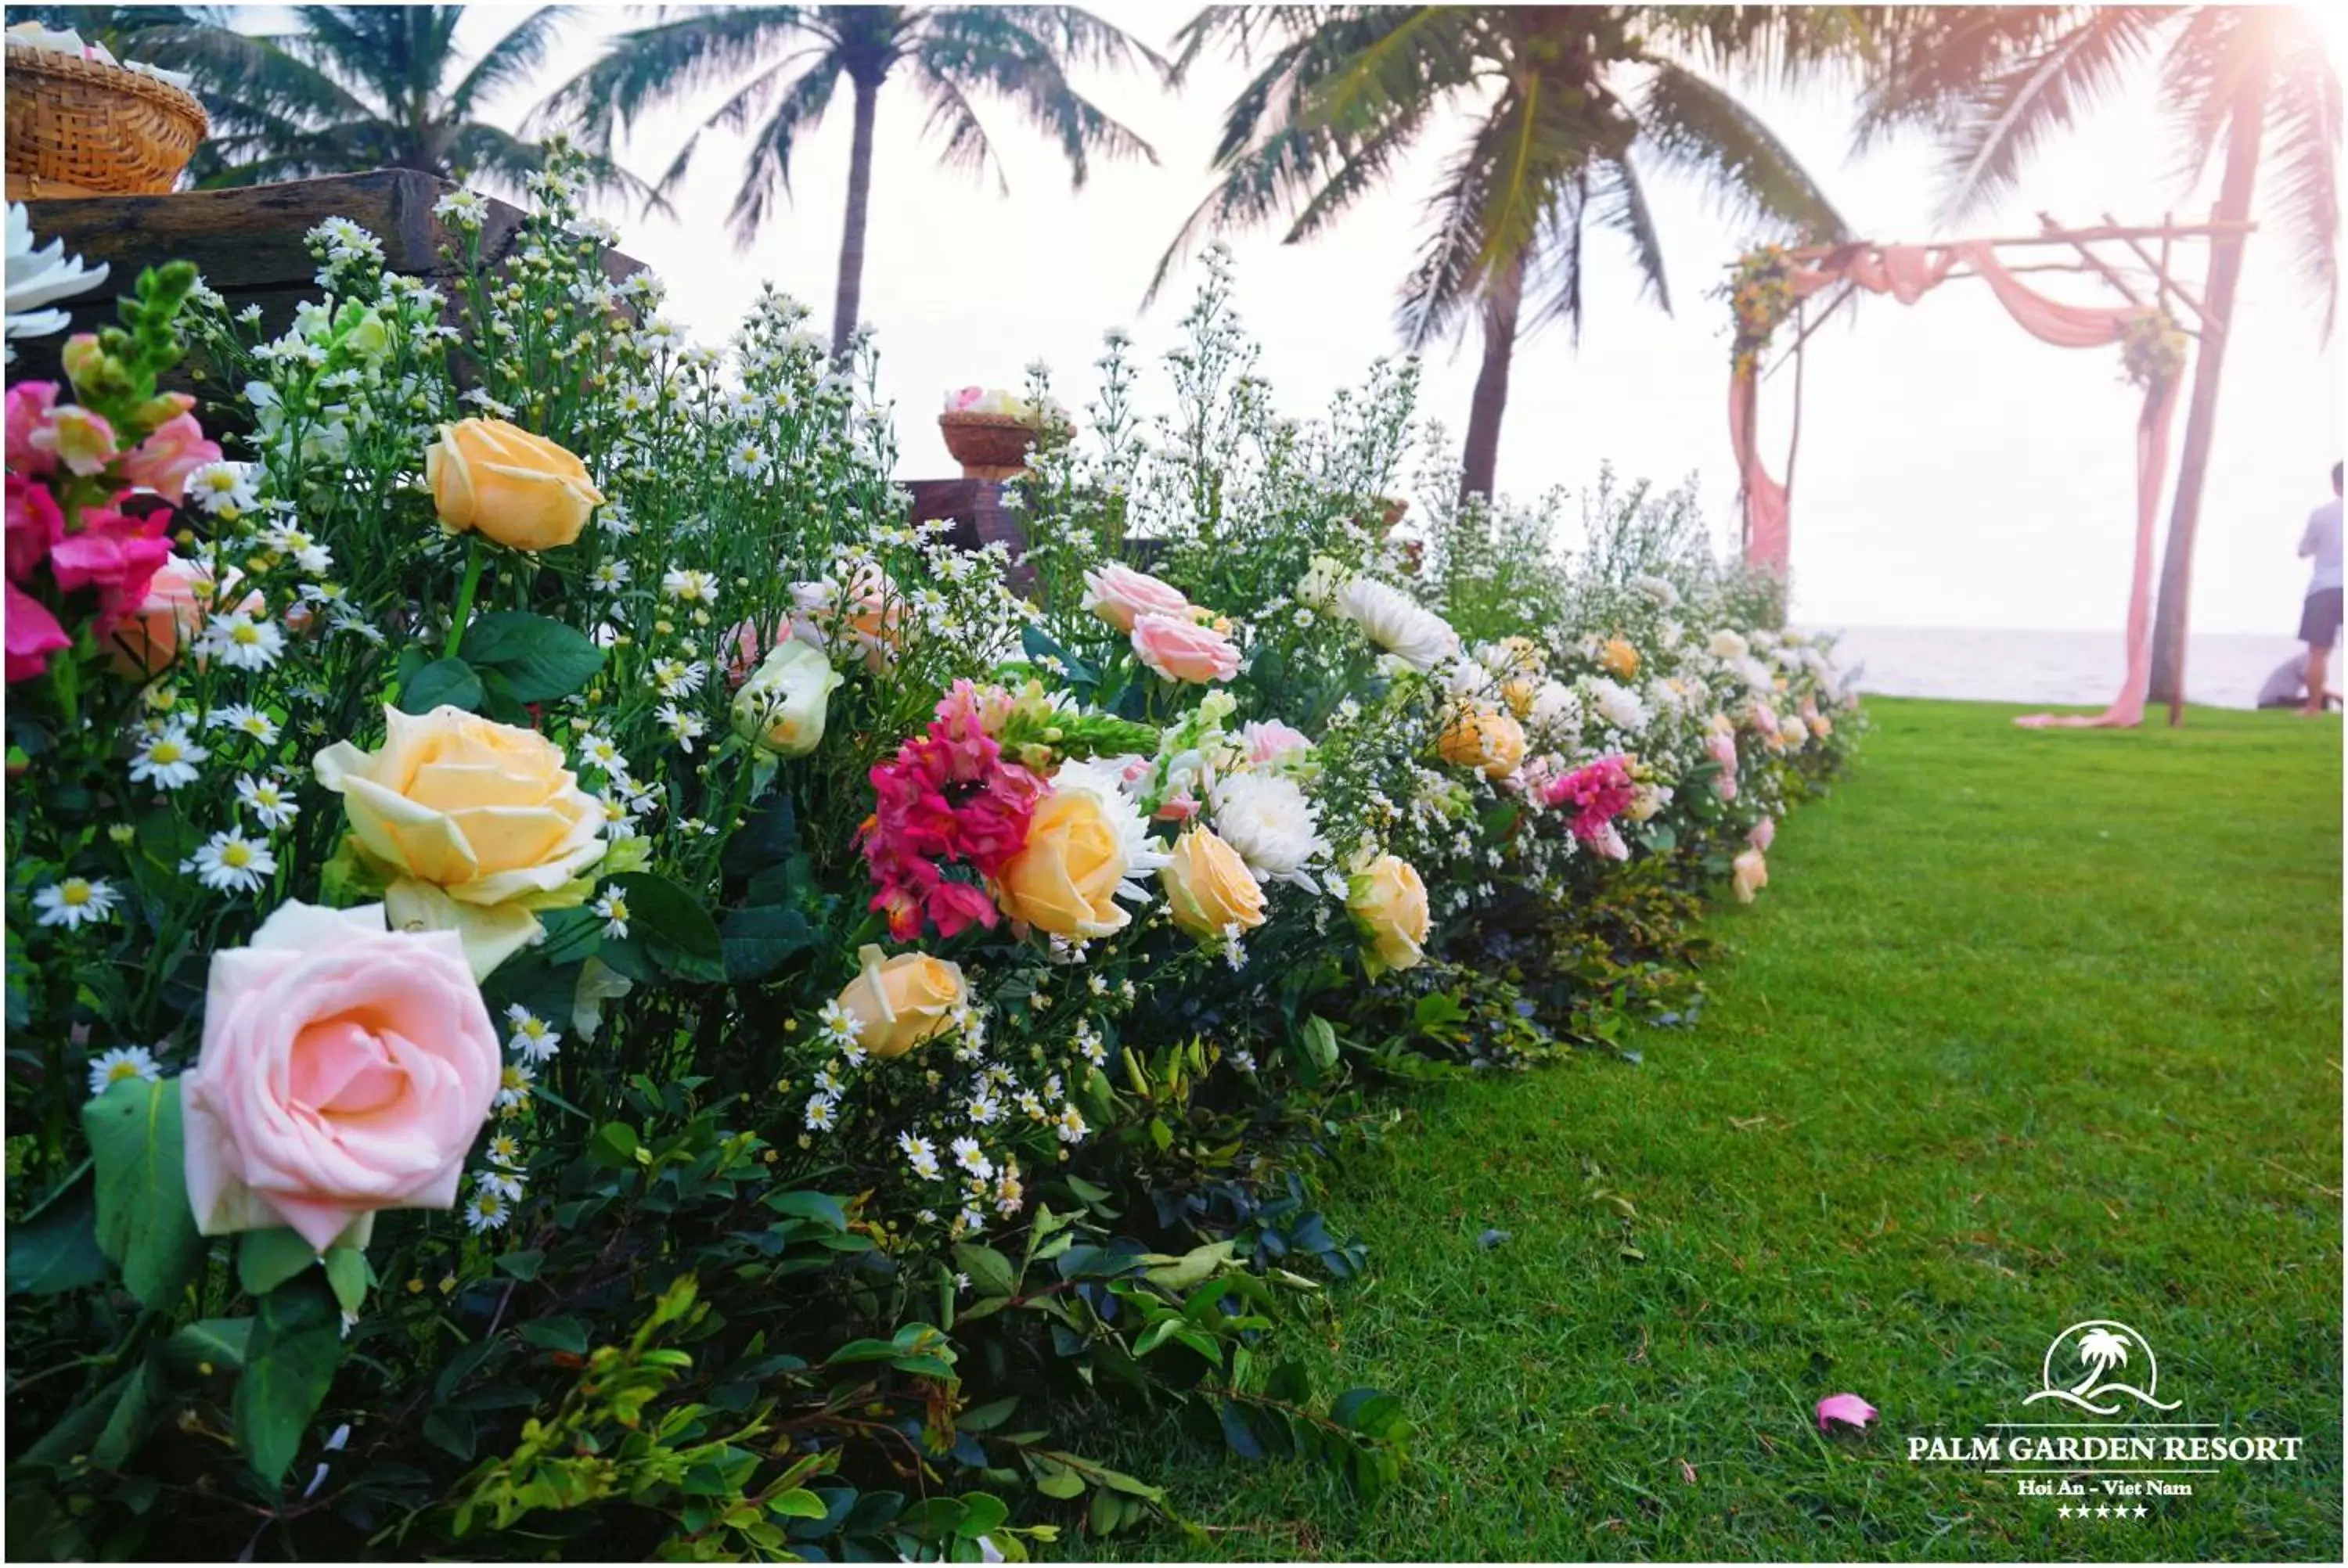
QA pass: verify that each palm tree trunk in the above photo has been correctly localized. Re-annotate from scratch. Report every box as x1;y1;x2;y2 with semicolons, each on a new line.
2145;84;2266;717
830;73;883;359
1457;256;1525;503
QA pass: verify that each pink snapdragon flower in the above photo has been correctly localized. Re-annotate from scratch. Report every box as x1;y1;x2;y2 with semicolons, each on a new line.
5;581;70;682
121;412;221;503
30;404;117;477
861;682;1047;940
6;472;63;582
46;500;171;636
5;383;60;475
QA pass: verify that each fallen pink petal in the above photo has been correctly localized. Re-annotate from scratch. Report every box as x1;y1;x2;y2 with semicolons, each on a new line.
1816;1393;1878;1432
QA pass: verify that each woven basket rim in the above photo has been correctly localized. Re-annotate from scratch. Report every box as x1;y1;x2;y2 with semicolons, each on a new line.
5;41;211;134
938;410;1043;430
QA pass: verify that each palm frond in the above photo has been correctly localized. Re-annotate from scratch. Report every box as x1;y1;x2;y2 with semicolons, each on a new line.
919;10;1156;189
1638;59;1848;240
1588;152;1669;316
909;61;1009;196
1928;5;2166;219
723;56;851;243
2263;25;2343;336
449;5;571;115
535;6;812;149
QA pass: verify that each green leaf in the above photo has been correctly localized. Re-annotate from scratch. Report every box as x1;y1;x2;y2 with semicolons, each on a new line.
956;1394;1019;1433
720;793;801;876
518;1316;589;1355
1298;1014;1339;1071
459;612;603;702
81;1076;202;1307
237;1226;318;1296
613;872;724;983
495;1248;546;1282
955;1493;1009;1538
398;656;483;714
1020;624;1096;686
1029;1455;1086;1499
323;1247;369;1317
164;1318;254;1376
763;1189;848;1231
6;1168;109;1296
423;1406;477;1462
93;1348;166;1469
233;1276;344;1489
769;1488;828;1520
720;904;812;983
590;1121;640;1167
952;1243;1017;1299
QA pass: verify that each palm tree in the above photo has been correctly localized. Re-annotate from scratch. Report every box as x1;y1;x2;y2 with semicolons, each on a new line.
1851;5;2339;710
544;6;1169;355
9;5;644;197
2069;1326;2130;1394
1156;6;1855;502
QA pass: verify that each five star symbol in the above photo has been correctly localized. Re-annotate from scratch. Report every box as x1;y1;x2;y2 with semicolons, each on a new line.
2055;1504;2152;1519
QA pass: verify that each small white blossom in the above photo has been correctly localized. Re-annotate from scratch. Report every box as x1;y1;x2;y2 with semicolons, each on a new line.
34;876;119;929
130;727;207;789
186;829;276;893
86;1045;160;1097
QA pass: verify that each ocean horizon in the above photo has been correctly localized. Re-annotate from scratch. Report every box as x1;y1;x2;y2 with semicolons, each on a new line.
1802;624;2314;712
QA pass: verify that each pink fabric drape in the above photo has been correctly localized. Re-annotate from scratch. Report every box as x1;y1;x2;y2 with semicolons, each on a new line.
1730;240;2184;728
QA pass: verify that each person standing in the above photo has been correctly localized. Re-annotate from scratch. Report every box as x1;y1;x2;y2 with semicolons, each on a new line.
2296;462;2343;716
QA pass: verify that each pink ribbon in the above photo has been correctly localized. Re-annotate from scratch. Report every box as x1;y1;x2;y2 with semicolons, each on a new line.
1731;241;2183;728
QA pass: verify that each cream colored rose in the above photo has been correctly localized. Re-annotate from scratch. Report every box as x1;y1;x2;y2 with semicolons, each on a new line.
1436;705;1528;779
996;786;1129;939
731;639;843;757
837;943;967;1059
313;705;604;976
1348;854;1429;977
1732;847;1770;904
426;418;603;552
1159;828;1266;940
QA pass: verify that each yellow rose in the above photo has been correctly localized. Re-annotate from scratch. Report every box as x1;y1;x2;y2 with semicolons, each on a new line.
1436;705;1528;779
1600;637;1640;679
836;943;967;1059
314;705;604;976
1347;854;1429;976
1159;828;1266;940
1499;677;1537;719
425;418;603;552
996;787;1129;939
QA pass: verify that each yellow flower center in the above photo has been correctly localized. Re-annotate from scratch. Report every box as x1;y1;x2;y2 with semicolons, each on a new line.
220;842;254;869
231;624;261;646
150;741;182;764
105;1060;143;1084
59;879;92;906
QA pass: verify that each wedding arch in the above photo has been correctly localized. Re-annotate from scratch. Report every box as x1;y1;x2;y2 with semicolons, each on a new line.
1725;217;2250;728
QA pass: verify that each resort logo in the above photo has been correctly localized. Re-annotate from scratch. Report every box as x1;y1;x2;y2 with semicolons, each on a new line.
2022;1320;2180;1417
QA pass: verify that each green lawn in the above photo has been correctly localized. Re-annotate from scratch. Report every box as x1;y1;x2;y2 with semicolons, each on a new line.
1118;698;2342;1561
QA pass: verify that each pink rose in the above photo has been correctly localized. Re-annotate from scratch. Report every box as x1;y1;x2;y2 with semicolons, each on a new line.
6;472;63;582
1130;611;1241;684
120;412;220;503
947;385;985;412
30;404;117;477
5;581;70;682
720;613;790;686
182;901;501;1250
1704;728;1739;800
110;554;259;676
1748;815;1776;852
1239;718;1312;765
1155;789;1201;823
1731;847;1769;904
5;382;60;475
1081;563;1191;633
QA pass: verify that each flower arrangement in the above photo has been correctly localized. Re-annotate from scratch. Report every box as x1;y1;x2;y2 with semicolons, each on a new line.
2119;307;2188;390
3;164;1858;1559
1723;242;1799;376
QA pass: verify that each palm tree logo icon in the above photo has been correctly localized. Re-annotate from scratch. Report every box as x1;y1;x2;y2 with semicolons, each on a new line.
2025;1321;2182;1415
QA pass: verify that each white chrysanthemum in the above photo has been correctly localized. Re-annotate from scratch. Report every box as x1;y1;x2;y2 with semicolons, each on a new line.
1441;657;1494;698
1733;655;1777;693
1587;678;1649;735
1634;574;1680;610
7;201;108;363
1046;757;1171;906
1708;629;1750;662
1334;575;1459;671
1210;770;1329;890
1527;679;1582;740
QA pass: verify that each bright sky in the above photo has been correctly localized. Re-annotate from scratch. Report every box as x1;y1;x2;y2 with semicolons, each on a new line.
437;2;2343;635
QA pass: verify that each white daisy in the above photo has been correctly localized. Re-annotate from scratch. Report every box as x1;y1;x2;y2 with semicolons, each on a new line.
589;559;631;592
660;567;719;605
130;727;207;789
185;829;276;893
207;703;280;744
656;703;705;752
182;460;260;516
592;888;630;940
650;658;708;699
236;773;301;829
817;999;864;1045
195;612;286;671
34;876;119;929
805;1094;837;1131
1055;1105;1089;1145
484;1131;525;1167
899;1131;942;1181
949;1136;995;1181
495;1061;535;1110
506;1009;562;1063
85;1044;160;1097
463;1186;511;1232
261;523;333;575
475;1167;524;1203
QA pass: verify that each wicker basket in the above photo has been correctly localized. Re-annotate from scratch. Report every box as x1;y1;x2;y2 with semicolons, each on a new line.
939;411;1043;481
5;44;208;198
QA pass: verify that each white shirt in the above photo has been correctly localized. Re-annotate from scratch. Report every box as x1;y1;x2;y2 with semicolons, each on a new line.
2301;498;2342;594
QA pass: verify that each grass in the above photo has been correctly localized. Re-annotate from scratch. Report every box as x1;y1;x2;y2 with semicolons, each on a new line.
1112;697;2342;1561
